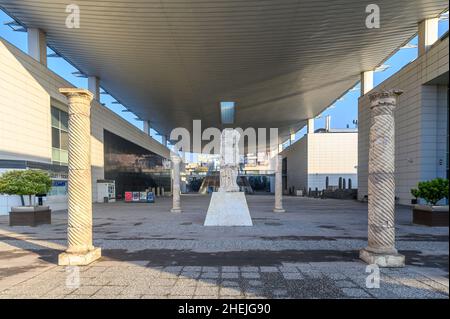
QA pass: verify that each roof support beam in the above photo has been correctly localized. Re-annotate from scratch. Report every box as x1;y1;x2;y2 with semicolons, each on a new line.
290;131;296;144
307;118;315;134
143;120;151;136
88;76;100;101
361;70;374;96
418;18;439;56
27;28;47;66
161;135;167;147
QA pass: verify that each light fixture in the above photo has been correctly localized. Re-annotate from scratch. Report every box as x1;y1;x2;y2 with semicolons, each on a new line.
72;71;87;78
400;43;418;49
375;65;390;72
439;11;449;21
47;52;61;58
4;20;26;32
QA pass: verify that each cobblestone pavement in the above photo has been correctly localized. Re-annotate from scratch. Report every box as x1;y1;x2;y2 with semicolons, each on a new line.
0;195;448;299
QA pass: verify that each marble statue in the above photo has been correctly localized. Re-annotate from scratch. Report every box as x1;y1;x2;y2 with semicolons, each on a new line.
219;129;240;192
204;128;253;226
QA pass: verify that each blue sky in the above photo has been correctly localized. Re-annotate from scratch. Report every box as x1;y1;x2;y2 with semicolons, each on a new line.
1;9;448;151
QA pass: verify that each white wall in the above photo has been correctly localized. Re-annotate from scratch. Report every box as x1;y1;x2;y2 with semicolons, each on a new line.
0;38;170;214
281;131;358;192
358;35;448;205
308;173;357;191
307;132;358;191
280;135;308;191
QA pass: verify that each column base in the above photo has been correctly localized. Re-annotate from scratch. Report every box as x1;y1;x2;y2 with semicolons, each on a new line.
359;248;405;268
58;247;101;266
170;208;182;213
273;208;286;213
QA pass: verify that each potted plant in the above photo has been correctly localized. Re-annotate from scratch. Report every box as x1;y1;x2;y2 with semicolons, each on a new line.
410;188;419;205
412;178;449;226
0;170;52;226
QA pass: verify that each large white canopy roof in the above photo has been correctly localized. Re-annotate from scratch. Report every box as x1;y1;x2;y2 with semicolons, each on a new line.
1;1;448;141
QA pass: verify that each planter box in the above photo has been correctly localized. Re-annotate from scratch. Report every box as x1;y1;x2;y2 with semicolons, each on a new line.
412;205;449;227
9;206;51;227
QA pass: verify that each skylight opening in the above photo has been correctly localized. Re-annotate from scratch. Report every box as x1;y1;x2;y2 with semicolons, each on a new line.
220;101;235;124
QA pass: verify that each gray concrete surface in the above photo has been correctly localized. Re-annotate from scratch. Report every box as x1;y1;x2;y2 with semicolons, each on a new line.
0;195;448;299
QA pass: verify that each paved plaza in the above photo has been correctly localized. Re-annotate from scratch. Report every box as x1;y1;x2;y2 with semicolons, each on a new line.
0;195;448;299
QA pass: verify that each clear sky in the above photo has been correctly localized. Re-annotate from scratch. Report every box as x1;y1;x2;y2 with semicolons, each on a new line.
1;9;448;153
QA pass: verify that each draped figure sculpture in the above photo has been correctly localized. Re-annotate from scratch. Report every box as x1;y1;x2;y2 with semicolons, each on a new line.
219;129;240;192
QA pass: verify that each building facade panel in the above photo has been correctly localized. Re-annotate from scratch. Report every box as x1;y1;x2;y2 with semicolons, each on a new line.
358;35;448;205
281;131;357;193
280;135;308;192
0;38;170;214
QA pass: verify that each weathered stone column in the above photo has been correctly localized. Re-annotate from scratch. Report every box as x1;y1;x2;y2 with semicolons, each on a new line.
273;155;285;212
171;155;182;213
360;90;405;267
58;88;101;266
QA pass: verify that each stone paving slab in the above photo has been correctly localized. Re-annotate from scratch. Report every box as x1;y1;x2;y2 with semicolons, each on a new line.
0;262;447;299
0;195;448;299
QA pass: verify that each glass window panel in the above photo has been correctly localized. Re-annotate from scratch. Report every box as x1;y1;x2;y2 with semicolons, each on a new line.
51;107;60;128
48;187;57;196
52;148;60;162
52;127;60;148
60;130;69;150
60;150;68;164
60;111;69;131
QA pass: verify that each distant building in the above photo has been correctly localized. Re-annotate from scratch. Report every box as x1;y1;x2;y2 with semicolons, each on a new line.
358;33;448;205
0;38;170;215
281;118;358;194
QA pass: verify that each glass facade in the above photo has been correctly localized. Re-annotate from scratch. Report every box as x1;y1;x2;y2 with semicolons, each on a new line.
51;106;69;165
48;179;68;196
103;130;170;200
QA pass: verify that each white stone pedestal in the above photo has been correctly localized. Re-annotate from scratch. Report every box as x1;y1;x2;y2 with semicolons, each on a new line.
204;192;253;226
58;247;102;266
360;248;405;268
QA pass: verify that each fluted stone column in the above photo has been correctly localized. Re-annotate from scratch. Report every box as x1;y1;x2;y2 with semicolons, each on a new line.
273;155;285;212
360;90;405;267
171;155;182;213
58;88;101;266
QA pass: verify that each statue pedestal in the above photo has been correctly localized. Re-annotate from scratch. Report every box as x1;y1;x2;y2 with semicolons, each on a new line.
204;192;253;226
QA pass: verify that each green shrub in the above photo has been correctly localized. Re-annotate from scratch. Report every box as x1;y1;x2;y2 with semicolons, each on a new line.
410;188;420;199
0;170;52;206
413;178;449;205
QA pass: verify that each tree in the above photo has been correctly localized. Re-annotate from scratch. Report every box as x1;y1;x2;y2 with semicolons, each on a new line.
0;170;52;206
414;178;449;206
410;188;419;198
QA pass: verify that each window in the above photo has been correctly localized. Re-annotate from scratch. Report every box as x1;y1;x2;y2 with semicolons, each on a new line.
51;106;69;165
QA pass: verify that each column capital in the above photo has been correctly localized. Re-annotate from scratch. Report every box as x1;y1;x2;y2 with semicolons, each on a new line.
59;88;94;101
369;90;403;111
369;90;403;102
